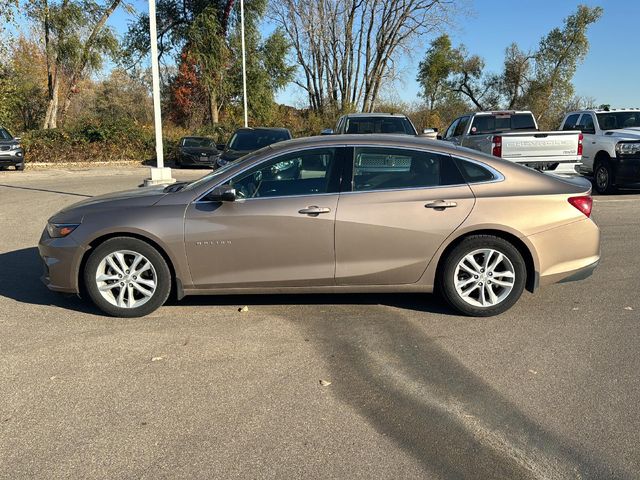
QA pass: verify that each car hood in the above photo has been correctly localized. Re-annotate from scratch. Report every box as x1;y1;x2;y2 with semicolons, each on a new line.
605;128;640;141
50;186;168;223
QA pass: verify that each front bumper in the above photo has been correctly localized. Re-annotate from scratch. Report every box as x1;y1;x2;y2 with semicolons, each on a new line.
613;155;640;186
179;154;219;167
0;149;24;166
38;228;87;294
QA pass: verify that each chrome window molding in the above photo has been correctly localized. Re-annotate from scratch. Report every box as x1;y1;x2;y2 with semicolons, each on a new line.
193;142;505;203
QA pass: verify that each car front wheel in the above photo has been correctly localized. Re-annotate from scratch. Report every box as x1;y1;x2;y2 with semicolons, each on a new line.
84;237;171;317
439;235;526;317
594;160;616;194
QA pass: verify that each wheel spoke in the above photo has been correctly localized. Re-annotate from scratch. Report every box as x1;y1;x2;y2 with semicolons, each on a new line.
135;261;152;275
485;284;498;304
96;274;119;282
455;277;476;289
460;283;479;298
135;277;155;288
133;282;153;297
491;278;513;287
99;282;119;292
465;254;483;272
130;254;144;273
487;252;503;273
127;285;135;308
493;270;514;279
114;252;129;273
106;256;124;275
117;285;126;307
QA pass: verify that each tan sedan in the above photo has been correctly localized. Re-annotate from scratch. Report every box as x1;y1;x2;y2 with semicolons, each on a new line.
38;135;600;317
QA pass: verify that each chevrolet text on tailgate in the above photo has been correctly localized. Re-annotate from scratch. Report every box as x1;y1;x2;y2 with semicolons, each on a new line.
442;111;583;175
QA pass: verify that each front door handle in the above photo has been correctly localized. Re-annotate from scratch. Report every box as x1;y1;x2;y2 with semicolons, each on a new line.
298;206;331;216
425;200;457;210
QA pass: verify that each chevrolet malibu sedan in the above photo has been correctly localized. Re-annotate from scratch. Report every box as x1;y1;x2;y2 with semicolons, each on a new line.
39;135;600;318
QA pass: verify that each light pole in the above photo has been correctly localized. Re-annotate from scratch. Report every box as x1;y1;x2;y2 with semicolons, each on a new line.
144;0;175;186
240;0;248;128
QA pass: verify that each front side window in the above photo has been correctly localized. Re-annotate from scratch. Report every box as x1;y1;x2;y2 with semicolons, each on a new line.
444;118;460;139
577;114;595;133
230;148;339;199
352;147;464;191
454;116;470;137
0;128;12;140
562;114;580;130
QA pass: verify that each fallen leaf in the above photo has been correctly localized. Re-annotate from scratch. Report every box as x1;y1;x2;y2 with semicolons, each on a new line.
50;376;57;380
319;379;332;386
571;307;579;311
528;369;538;375
238;306;249;312
151;356;164;362
624;306;634;311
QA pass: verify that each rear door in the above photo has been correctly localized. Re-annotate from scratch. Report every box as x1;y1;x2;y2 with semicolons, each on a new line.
335;146;475;285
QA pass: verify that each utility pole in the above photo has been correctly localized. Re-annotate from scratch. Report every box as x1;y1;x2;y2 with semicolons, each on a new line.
240;0;248;128
144;0;175;186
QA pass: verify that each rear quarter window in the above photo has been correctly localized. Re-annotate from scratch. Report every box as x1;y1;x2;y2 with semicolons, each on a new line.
455;158;497;183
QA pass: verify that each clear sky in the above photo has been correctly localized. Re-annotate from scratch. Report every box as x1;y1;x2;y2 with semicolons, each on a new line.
102;0;637;108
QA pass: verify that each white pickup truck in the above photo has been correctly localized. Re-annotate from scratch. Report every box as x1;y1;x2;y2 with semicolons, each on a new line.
441;111;583;175
559;109;640;194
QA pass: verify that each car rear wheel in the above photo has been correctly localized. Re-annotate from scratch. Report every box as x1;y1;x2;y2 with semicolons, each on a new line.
84;237;171;317
439;235;526;317
15;164;24;171
594;160;616;194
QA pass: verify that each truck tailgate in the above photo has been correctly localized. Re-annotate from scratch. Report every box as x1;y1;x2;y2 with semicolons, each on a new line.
501;131;580;160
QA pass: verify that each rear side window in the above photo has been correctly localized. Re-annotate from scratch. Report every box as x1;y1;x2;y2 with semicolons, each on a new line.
352;147;464;191
455;158;496;183
562;114;580;130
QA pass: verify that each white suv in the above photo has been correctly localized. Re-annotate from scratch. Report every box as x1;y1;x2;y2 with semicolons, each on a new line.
560;109;640;193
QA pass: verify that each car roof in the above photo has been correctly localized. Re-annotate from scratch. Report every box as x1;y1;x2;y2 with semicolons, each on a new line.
234;127;291;133
340;113;409;119
567;109;640;114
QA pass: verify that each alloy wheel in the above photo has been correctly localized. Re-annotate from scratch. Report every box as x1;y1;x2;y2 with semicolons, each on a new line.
453;248;515;308
95;250;157;308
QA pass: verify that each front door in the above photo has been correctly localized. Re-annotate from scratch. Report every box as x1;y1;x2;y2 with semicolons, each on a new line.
335;146;475;285
184;147;343;288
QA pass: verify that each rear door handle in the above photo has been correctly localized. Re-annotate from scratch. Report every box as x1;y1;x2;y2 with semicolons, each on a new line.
425;200;457;209
298;206;331;216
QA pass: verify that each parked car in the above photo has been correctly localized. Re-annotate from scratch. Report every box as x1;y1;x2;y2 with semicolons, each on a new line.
322;112;436;137
216;127;292;168
0;127;25;171
175;136;220;168
560;109;640;193
441;111;583;175
39;135;599;318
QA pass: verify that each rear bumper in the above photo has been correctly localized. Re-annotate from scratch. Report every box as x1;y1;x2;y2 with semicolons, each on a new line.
527;218;600;287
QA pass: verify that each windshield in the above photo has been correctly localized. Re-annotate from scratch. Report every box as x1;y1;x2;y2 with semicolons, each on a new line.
470;113;537;134
343;117;416;135
596;112;640;130
228;130;290;151
182;148;269;191
0;128;13;140
182;137;215;148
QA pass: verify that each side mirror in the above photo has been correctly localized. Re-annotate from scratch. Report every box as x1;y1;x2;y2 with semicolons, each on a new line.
581;127;595;135
205;186;236;202
320;129;334;135
14;137;21;142
420;128;438;138
216;143;226;151
436;134;443;140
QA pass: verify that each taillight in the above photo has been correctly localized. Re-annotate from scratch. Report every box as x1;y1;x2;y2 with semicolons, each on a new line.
491;135;502;157
568;196;592;218
577;133;583;156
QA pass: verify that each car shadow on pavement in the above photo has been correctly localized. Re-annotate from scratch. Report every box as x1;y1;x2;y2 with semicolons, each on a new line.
0;247;98;314
177;292;456;315
290;311;630;480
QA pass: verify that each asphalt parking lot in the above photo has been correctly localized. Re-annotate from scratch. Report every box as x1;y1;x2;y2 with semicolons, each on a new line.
1;167;639;479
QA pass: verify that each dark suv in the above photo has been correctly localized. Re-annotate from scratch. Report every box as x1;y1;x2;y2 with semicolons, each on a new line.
216;127;292;168
0;127;25;171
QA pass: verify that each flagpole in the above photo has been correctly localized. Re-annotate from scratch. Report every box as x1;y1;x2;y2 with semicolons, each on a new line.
240;0;248;128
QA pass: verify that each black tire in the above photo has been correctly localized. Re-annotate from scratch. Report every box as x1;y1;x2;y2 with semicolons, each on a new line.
439;235;527;317
593;159;616;194
15;164;24;171
83;237;171;317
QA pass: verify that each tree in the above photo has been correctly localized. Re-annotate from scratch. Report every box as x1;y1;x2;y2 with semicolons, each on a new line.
25;0;122;129
416;34;458;110
270;0;453;114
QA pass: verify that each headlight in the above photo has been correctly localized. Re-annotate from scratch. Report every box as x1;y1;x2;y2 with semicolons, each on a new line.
10;144;20;151
47;223;79;238
615;142;640;156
